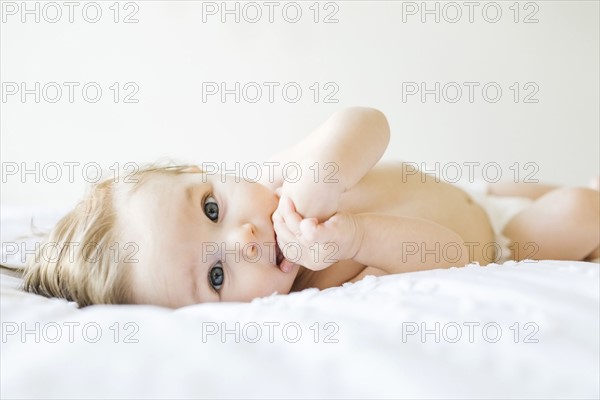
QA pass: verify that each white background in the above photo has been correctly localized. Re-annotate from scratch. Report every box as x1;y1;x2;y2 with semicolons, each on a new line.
1;0;598;207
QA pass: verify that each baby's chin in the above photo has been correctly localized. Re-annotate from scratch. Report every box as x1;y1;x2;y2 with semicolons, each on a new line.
270;267;301;298
281;264;302;293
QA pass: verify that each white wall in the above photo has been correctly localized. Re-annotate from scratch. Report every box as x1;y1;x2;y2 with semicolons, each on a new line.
1;1;598;207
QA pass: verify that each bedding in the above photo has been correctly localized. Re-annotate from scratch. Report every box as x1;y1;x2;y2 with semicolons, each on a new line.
1;205;599;399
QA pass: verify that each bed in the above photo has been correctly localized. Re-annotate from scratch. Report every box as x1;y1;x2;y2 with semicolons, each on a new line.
1;205;598;399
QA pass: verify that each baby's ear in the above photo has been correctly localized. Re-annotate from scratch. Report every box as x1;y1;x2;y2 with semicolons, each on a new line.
182;166;202;173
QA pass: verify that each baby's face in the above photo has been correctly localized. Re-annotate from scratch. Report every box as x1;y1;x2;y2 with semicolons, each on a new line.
120;172;300;308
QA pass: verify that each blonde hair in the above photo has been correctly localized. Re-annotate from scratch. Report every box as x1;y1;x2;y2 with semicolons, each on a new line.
22;163;201;307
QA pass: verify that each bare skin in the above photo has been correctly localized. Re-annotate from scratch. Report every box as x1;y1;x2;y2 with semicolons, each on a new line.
124;107;599;307
267;108;599;292
489;182;599;262
289;164;495;291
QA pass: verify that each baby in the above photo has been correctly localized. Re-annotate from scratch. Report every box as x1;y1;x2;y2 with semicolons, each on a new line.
22;107;600;308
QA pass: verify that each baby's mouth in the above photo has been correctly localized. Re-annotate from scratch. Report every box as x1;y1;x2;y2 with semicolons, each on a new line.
273;232;295;273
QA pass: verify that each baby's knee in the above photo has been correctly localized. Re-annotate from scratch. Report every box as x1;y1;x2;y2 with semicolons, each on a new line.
549;187;599;222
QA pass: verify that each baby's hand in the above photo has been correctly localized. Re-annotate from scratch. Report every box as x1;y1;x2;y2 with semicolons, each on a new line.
273;196;361;271
278;172;344;223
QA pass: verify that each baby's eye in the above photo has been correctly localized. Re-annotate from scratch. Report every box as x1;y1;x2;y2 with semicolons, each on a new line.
209;261;224;291
204;194;219;222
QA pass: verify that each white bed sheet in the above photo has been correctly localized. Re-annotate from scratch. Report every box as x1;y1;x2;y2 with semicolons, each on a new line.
1;205;599;399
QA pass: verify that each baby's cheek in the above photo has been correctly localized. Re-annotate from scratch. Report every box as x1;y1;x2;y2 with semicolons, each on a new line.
257;184;279;207
253;271;290;298
229;271;265;301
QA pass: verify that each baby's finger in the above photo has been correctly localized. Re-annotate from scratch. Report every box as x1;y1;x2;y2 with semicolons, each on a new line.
273;217;300;252
278;196;303;238
272;210;284;224
299;218;319;241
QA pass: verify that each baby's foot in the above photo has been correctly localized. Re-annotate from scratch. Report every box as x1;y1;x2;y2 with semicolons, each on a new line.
588;176;599;191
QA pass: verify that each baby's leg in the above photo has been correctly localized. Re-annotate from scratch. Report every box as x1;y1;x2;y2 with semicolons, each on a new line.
489;177;599;200
488;182;560;200
502;188;599;261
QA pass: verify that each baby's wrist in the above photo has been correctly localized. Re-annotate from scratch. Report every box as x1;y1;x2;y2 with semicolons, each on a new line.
334;213;363;261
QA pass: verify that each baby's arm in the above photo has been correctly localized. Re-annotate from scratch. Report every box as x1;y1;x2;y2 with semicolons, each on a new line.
296;107;390;192
274;198;470;273
265;107;390;221
349;214;470;273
